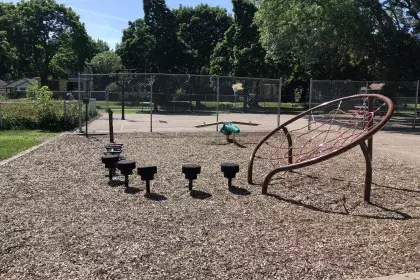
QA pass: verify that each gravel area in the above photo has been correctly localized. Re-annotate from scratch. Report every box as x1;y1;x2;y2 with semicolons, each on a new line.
0;132;419;279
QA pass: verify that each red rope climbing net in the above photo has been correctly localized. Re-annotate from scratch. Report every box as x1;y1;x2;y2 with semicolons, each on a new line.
249;94;393;185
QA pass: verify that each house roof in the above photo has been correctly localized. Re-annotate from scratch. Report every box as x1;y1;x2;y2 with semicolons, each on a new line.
0;80;6;87
5;78;37;88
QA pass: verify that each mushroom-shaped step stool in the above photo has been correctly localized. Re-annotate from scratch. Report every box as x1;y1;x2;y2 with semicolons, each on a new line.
105;143;123;156
117;160;136;188
101;154;120;181
137;166;157;194
182;164;201;190
221;162;239;188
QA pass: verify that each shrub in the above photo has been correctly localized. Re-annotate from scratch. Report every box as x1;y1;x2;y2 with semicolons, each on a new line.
0;86;96;131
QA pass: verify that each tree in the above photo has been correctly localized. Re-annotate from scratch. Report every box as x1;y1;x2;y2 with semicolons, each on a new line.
90;51;122;74
88;51;122;92
0;3;21;80
94;39;110;53
174;4;233;74
209;25;235;76
209;0;275;110
116;19;156;71
209;0;270;78
256;0;420;81
15;0;96;84
143;0;189;73
0;31;18;81
231;0;267;77
354;0;420;80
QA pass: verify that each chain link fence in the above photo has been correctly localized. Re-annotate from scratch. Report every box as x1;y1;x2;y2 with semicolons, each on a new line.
310;80;420;129
3;76;417;133
79;73;282;133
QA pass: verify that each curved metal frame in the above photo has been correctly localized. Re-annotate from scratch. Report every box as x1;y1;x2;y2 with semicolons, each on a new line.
248;94;394;202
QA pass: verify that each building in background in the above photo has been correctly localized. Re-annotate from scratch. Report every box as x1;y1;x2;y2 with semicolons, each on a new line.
5;78;38;93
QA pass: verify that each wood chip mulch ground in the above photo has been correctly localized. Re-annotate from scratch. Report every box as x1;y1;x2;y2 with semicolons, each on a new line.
0;132;419;279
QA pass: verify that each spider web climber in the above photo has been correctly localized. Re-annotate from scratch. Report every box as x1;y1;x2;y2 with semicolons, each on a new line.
248;94;393;203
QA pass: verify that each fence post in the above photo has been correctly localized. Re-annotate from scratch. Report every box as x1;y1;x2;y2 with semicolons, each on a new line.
278;77;282;127
78;73;82;133
106;90;109;110
150;76;153;133
63;99;67;125
216;76;220;131
262;80;266;113
413;80;419;128
308;78;313;129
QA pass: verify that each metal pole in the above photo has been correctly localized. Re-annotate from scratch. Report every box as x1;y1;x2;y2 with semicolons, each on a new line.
146;181;151;194
150;77;153;132
85;102;88;138
308;78;313;130
364;96;374;203
278;77;282;127
216;76;220;131
109;109;114;143
106;90;109;110
365;81;369;94
413;80;419;128
121;76;125;120
63;99;67;124
78;73;82;133
262;81;265;113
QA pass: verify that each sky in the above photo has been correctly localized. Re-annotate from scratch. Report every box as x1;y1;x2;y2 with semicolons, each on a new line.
1;0;233;49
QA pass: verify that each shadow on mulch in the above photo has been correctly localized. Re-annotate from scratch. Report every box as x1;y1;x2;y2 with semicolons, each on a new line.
208;140;246;148
233;141;247;148
267;193;417;221
190;189;212;200
263;171;420;220
373;183;420;194
108;180;125;187
287;172;420;194
124;187;140;194
145;192;167;201
229;185;251;196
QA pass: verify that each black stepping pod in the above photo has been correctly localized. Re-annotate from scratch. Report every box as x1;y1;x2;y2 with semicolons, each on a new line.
182;164;201;190
105;143;123;156
101;154;120;181
137;166;157;194
221;162;239;188
117;160;136;188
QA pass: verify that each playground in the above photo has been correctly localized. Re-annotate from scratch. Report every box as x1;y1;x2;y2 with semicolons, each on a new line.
1;95;420;279
1;128;420;279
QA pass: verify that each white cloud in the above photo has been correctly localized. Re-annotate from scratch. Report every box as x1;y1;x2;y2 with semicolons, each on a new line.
87;22;121;34
72;6;129;23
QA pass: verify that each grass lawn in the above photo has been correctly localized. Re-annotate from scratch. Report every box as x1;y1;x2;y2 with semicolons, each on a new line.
0;130;58;161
